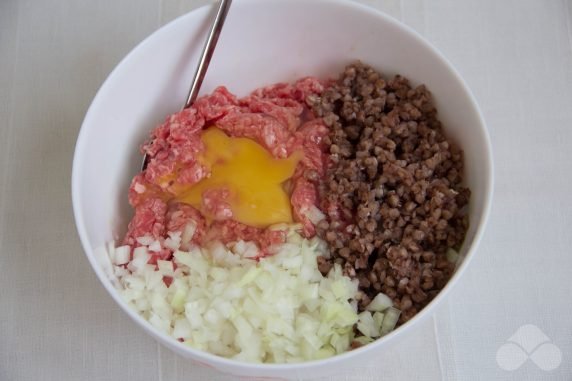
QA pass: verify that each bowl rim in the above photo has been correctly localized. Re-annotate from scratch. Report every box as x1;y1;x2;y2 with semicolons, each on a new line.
72;0;494;370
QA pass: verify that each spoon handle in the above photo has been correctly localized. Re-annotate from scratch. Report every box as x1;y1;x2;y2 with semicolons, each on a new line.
184;0;232;109
142;0;232;170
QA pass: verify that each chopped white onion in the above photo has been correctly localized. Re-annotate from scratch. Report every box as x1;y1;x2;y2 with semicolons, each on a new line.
136;235;154;246
366;292;393;312
181;222;197;247
148;240;162;253
357;311;380;338
164;231;182;251
113;245;131;265
446;248;459;263
127;247;149;273
380;307;401;336
157;260;174;276
106;227;400;363
301;205;326;225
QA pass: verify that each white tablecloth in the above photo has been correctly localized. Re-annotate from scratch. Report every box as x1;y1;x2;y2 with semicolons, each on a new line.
1;0;571;380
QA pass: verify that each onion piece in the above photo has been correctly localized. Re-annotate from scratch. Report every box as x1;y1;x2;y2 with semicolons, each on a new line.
181;222;197;247
302;205;326;225
113;245;131;265
366;292;393;312
111;227;401;363
380;307;401;336
446;248;459;263
136;235;154;246
357;311;380;338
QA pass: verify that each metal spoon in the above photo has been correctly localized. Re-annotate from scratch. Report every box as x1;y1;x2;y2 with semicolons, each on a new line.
142;0;232;170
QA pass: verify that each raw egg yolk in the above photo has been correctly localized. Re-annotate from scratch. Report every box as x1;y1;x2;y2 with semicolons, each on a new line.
176;128;301;228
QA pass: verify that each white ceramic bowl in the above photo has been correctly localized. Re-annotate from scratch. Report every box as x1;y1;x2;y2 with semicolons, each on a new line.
72;0;493;379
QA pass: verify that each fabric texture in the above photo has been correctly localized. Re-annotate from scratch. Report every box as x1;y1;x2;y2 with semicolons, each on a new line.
1;0;571;380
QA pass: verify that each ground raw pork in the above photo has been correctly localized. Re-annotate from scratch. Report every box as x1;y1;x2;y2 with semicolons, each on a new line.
124;78;329;263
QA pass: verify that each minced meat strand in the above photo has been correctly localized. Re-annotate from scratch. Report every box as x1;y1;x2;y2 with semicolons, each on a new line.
124;78;328;251
310;62;470;324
